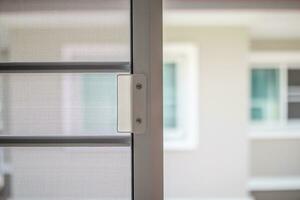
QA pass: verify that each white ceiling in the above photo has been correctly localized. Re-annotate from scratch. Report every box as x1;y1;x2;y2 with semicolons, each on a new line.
165;10;300;39
0;10;300;39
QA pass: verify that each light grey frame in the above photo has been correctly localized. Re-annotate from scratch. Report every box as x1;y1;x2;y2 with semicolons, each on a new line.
132;0;163;199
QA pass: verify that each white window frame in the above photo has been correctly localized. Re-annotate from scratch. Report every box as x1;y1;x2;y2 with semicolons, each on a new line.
249;51;300;139
163;44;199;150
61;44;130;137
61;45;129;152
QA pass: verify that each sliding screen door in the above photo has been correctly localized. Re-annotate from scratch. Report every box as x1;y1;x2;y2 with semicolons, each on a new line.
0;0;163;199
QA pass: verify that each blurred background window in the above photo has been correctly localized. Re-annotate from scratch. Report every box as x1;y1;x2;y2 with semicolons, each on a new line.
251;68;280;122
163;62;177;129
163;44;199;150
82;74;117;133
250;54;300;132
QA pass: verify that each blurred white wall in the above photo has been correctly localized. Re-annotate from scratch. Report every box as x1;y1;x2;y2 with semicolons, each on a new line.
164;26;250;199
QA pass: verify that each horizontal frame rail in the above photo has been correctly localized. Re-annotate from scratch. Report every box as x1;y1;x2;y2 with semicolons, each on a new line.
0;135;131;147
0;62;131;73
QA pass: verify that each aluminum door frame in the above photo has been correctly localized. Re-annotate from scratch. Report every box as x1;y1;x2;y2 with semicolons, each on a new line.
132;0;163;199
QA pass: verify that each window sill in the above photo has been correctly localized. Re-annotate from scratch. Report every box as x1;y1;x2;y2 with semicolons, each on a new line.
249;176;300;191
249;130;300;140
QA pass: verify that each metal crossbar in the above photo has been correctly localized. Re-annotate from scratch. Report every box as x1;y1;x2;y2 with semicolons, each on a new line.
0;62;131;73
0;135;131;147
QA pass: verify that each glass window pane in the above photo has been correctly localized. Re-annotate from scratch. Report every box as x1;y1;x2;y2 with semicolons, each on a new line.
163;63;177;129
251;68;280;122
0;72;125;136
288;102;300;119
82;74;116;132
0;147;131;199
288;69;300;86
0;0;130;62
288;68;300;120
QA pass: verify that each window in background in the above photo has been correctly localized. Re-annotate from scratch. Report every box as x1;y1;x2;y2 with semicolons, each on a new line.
62;45;126;135
163;44;199;150
63;73;117;135
82;74;117;133
251;68;280;122
163;62;177;129
250;52;300;135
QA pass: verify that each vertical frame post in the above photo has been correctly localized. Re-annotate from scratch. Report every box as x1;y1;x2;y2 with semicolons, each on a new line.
132;0;163;199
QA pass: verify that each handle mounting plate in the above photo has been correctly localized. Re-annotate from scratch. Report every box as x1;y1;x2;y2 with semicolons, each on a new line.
117;74;147;134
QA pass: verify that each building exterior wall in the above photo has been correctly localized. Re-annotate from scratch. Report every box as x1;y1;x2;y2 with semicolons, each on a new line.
164;26;249;199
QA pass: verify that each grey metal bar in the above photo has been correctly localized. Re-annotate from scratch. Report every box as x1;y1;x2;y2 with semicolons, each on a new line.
0;62;131;73
0;135;131;147
132;0;163;199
